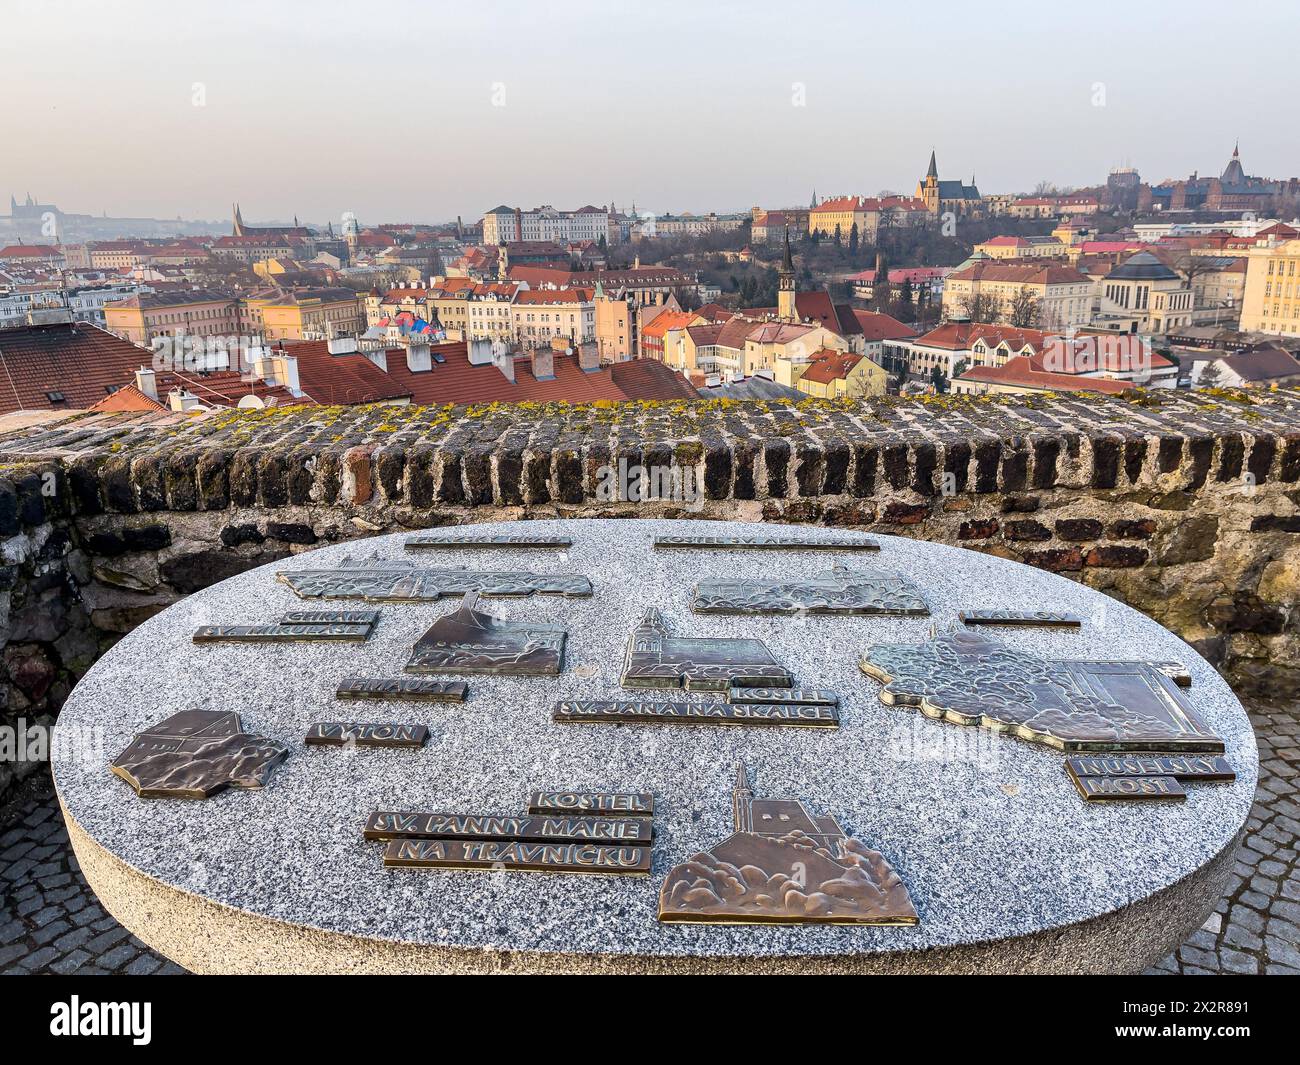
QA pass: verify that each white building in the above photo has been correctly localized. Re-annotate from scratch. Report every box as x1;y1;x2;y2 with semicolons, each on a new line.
482;205;613;246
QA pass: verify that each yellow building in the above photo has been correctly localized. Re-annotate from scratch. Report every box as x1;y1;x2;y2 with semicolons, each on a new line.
942;259;1093;329
973;236;1068;260
593;281;633;361
808;196;869;240
104;291;243;345
745;323;843;378
253;257;305;281
248;288;364;342
1240;238;1300;336
793;350;887;398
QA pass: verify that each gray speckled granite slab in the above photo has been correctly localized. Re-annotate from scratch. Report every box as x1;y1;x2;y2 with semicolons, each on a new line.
53;519;1257;971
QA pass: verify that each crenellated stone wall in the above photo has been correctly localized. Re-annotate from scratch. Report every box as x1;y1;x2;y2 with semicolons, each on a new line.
2;389;1298;803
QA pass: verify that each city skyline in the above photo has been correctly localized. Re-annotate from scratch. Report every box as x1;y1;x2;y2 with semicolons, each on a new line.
4;0;1298;223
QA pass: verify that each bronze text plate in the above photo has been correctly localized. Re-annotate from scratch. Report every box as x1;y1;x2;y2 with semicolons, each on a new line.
527;791;655;817
337;677;467;702
1066;754;1234;782
1068;771;1188;802
305;723;429;748
553;700;839;728
383;838;651;874
363;811;652;843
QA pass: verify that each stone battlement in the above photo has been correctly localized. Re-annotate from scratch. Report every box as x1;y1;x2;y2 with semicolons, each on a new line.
2;390;1298;801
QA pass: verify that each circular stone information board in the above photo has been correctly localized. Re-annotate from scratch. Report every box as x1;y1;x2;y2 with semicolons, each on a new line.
54;519;1257;973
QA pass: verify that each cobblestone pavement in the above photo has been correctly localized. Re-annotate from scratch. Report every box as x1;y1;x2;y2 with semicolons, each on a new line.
1;699;1296;976
1145;700;1300;975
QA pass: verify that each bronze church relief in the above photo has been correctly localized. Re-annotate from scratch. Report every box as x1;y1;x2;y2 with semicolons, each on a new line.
621;608;793;692
658;764;918;926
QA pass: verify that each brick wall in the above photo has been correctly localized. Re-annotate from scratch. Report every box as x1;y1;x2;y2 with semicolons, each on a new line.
1;389;1298;803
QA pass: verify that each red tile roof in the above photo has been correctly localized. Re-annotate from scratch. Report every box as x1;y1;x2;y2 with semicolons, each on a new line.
800;350;863;384
694;303;735;323
87;382;165;413
0;245;61;258
0;322;161;414
281;340;698;405
285;343;413;405
956;355;1133;394
1028;340;1174;374
640;311;698;340
850;311;916;343
507;265;691;290
151;368;301;409
912;322;1052;352
514;289;590;305
946;260;1089;285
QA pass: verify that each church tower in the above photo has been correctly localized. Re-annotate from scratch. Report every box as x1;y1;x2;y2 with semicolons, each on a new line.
920;150;941;214
232;203;246;237
777;225;797;322
732;763;754;834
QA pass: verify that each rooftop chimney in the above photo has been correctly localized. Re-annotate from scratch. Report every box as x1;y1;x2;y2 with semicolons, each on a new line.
407;341;432;373
531;346;555;380
579;341;600;373
364;348;388;372
327;336;358;355
496;352;516;384
26;308;74;327
276;354;301;396
134;367;158;401
468;338;495;366
167;388;201;412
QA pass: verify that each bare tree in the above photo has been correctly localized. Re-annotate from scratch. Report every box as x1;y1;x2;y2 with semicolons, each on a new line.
961;292;1002;323
1008;286;1041;328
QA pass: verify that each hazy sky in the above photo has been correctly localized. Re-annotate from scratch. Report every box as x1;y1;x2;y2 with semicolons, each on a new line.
4;0;1297;226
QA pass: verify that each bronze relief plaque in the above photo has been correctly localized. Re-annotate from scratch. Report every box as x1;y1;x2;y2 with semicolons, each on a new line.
621;608;793;691
110;710;289;799
336;677;467;702
527;791;655;817
406;592;566;675
654;535;880;551
276;557;592;601
363;811;652;844
658;764;917;926
860;628;1223;753
1068;773;1187;802
553;699;839;728
406;534;572;549
305;723;429;748
693;565;928;616
959;609;1082;628
383;838;651;874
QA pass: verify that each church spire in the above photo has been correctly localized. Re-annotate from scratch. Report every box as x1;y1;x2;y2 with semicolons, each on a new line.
926;149;938;180
778;226;797;321
732;762;754;833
